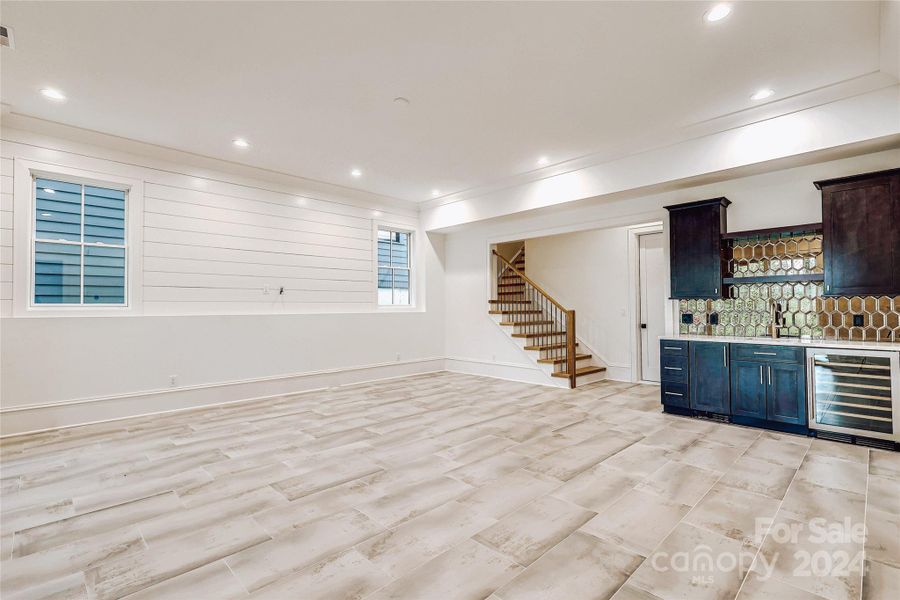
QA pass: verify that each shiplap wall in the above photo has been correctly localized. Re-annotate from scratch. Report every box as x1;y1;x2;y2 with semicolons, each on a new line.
1;156;13;312
0;127;419;316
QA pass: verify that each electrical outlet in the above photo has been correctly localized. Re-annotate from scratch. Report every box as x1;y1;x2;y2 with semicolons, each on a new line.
263;285;270;295
853;314;865;327
681;313;693;324
169;375;178;387
395;353;401;362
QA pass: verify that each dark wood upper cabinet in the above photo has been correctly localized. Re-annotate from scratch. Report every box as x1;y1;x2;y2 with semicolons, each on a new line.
664;198;730;299
816;168;900;296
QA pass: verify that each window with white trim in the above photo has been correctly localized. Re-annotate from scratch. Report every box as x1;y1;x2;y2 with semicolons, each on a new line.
377;227;411;305
33;177;127;305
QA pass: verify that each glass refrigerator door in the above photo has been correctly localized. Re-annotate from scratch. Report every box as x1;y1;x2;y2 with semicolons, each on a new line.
810;351;896;439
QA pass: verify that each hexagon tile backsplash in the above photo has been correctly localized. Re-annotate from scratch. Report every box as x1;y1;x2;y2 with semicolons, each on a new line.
679;285;900;341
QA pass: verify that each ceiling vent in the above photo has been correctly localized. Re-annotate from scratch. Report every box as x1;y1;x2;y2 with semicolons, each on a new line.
0;25;13;48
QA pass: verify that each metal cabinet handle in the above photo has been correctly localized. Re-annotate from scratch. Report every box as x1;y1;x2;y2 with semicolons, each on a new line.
723;346;727;368
754;351;778;356
665;391;683;397
663;346;682;351
767;366;772;385
759;365;763;384
664;366;683;371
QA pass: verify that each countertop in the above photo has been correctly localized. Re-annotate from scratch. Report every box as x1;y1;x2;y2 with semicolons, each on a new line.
660;334;900;352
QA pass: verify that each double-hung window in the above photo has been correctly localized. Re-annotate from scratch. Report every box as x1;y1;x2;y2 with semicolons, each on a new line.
33;177;127;305
377;227;411;306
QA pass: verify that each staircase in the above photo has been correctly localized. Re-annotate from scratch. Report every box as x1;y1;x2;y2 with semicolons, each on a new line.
489;246;606;388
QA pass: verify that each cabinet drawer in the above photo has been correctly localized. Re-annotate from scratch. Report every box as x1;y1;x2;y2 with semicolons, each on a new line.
660;355;688;384
731;344;803;364
660;340;688;356
660;382;689;408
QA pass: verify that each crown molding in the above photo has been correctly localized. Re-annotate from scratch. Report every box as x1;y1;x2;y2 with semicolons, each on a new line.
419;72;899;213
0;112;418;215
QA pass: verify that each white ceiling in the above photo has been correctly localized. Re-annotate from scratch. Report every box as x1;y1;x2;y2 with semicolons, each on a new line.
0;1;893;202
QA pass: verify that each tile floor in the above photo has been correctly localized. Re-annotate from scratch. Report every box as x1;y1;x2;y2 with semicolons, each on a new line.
0;372;897;599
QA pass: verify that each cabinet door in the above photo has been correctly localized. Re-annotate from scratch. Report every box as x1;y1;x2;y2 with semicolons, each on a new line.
666;199;728;299
730;360;767;419
766;362;807;425
690;342;730;414
822;171;900;296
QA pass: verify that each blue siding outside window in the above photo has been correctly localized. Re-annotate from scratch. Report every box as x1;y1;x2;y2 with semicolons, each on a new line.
33;178;127;306
377;228;411;305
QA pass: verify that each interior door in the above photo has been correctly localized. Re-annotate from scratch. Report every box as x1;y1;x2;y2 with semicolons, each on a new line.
639;232;665;382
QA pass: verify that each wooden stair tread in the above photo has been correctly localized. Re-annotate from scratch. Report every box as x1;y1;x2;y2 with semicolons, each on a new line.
524;342;579;351
488;309;542;315
499;319;553;326
511;331;566;338
537;353;592;364
489;299;531;304
552;366;607;378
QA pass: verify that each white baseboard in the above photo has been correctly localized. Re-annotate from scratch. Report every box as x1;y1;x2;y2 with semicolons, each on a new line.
0;357;445;437
1;355;637;438
444;357;567;388
603;364;633;382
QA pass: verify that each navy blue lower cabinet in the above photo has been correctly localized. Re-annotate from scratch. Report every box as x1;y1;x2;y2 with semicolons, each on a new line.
767;362;807;425
730;360;767;419
689;341;730;415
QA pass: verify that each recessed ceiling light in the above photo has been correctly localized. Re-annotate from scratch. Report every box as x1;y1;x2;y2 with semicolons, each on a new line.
40;88;66;102
232;138;250;149
351;168;362;178
750;88;774;101
43;188;55;194
537;156;549;167
372;210;382;217
704;4;732;23
431;189;441;197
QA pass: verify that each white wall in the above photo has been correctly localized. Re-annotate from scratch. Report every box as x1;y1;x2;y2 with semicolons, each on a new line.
442;148;900;383
525;227;632;376
0;118;446;435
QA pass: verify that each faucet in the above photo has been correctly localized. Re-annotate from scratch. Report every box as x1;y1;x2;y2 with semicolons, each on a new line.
768;299;782;339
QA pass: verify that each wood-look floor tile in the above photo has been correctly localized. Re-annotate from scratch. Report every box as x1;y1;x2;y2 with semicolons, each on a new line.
495;531;642;600
580;489;690;557
627;523;748;600
1;372;894;600
12;491;182;557
1;527;145;595
474;495;596;566
457;469;560;519
139;486;287;545
88;517;269;600
356;475;473;527
550;463;642;512
635;460;722;506
357;499;496;578
271;458;383;501
248;548;390;600
122;560;248;600
365;538;522;600
225;509;383;593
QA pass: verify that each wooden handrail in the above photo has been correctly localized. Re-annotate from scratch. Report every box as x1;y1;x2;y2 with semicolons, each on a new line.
492;250;568;313
493;249;578;388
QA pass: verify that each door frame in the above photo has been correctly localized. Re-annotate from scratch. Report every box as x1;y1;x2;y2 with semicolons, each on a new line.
627;223;665;383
